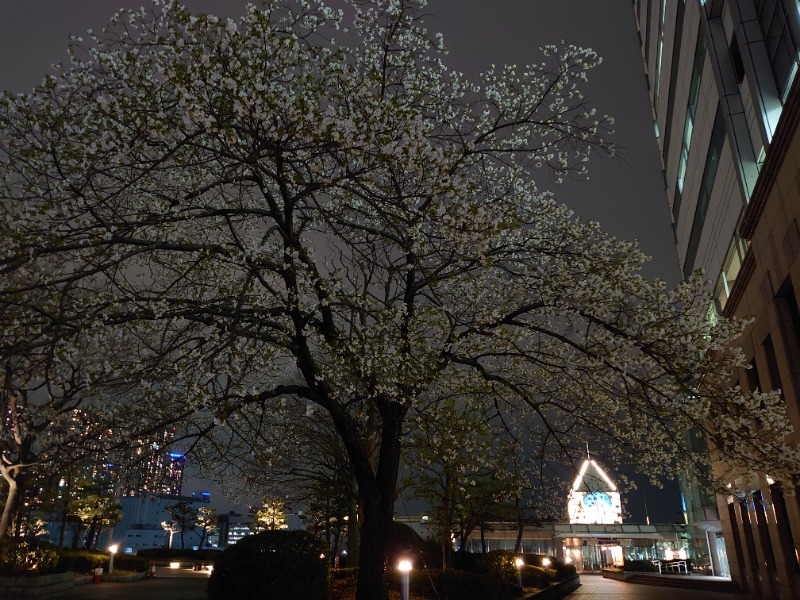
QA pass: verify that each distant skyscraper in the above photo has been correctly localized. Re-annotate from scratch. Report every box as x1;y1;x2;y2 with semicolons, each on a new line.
634;1;800;597
114;427;186;497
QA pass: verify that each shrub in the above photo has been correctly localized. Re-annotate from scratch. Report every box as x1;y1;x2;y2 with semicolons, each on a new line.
623;559;659;573
207;530;328;600
55;550;107;574
456;550;517;584
112;553;148;572
388;521;426;568
519;554;576;581
0;538;59;575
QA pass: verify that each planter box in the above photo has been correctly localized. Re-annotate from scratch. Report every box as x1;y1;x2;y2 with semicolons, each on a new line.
0;572;74;599
601;569;661;581
601;568;634;581
531;575;581;600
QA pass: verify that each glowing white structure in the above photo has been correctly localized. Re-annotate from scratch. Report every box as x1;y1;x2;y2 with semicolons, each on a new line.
567;458;622;525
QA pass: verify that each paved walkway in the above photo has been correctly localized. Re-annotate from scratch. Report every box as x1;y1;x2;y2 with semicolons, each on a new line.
72;567;209;600
566;574;746;599
72;568;749;600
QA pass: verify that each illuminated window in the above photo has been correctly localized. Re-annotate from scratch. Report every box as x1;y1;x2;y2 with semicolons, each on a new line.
714;233;748;312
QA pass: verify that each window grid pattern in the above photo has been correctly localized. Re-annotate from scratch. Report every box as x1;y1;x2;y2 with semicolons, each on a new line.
755;0;799;101
673;35;707;224
684;106;726;277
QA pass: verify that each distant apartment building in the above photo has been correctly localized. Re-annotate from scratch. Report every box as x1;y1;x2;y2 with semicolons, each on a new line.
113;427;187;497
633;0;800;597
115;491;213;553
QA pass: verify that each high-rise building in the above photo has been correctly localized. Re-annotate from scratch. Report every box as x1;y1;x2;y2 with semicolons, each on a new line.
634;1;800;597
113;427;186;497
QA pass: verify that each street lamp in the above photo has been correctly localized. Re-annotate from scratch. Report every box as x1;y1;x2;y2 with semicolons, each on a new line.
108;545;119;575
398;559;412;600
515;557;524;589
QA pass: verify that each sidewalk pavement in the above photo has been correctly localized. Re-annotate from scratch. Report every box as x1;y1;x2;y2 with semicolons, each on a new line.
72;566;209;600
71;567;749;600
565;573;747;599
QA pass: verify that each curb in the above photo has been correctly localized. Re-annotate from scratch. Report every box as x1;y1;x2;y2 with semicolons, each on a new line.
525;575;581;600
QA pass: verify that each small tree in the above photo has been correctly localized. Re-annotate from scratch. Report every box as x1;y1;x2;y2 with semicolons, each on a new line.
404;395;523;567
195;506;219;548
250;498;288;532
165;501;199;550
74;494;123;550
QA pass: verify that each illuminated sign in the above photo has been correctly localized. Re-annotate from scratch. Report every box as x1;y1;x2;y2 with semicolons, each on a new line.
567;459;623;524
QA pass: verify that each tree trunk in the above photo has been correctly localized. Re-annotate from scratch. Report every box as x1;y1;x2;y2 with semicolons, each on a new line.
0;475;18;540
58;509;68;548
71;523;82;550
480;523;487;553
514;520;525;554
346;402;405;600
347;489;360;566
439;491;452;570
86;517;99;550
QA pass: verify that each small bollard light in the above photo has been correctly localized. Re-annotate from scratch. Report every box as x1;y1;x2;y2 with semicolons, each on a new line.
542;558;551;568
398;559;412;600
108;545;119;575
515;557;524;589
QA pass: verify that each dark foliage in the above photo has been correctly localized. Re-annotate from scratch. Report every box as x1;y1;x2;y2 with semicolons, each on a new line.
520;553;577;581
54;549;147;574
0;538;59;575
387;521;426;567
207;530;328;600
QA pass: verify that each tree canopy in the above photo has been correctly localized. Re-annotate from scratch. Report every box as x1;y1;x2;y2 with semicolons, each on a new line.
1;0;797;597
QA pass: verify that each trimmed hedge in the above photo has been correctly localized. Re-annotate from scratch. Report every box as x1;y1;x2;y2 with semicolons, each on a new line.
56;549;148;573
207;530;328;600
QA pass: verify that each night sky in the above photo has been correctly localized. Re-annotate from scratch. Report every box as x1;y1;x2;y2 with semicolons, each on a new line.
0;0;685;523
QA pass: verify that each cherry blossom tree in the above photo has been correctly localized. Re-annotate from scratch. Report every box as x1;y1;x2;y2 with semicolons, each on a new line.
1;1;798;597
402;394;524;568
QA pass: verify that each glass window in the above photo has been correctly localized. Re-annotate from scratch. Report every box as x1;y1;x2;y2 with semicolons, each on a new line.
755;0;799;100
684;107;726;277
673;35;706;223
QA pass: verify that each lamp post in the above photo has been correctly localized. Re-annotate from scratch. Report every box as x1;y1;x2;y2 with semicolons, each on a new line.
515;557;524;589
398;559;412;600
108;545;118;575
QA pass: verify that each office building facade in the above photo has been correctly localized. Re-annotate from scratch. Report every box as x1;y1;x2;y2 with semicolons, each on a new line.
633;0;800;597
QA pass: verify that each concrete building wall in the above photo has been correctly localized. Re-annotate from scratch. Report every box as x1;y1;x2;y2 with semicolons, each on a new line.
633;0;800;591
720;73;800;597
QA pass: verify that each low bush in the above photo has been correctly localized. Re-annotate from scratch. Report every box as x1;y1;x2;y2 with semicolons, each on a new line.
207;530;328;600
56;550;107;574
112;553;148;572
0;538;60;575
623;559;659;573
331;566;359;581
